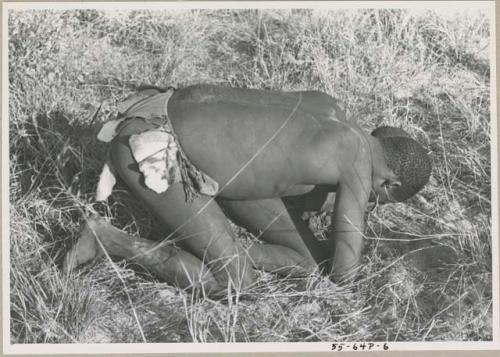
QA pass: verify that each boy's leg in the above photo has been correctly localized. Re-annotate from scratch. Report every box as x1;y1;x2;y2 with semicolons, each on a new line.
109;119;256;291
63;215;220;294
217;192;331;277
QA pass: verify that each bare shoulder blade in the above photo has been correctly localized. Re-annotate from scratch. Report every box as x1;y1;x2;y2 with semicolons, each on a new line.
296;90;347;122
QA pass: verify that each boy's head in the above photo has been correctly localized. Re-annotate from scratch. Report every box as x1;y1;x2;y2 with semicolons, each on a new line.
370;126;432;203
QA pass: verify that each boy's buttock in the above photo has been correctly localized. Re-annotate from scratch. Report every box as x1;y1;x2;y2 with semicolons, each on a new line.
96;89;220;203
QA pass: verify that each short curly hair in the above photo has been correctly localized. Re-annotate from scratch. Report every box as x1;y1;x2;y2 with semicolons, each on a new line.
371;126;432;202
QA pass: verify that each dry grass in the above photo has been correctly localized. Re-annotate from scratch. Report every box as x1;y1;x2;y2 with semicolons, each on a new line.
8;8;492;343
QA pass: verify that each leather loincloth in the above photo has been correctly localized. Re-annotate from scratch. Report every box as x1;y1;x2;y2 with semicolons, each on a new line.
95;87;219;202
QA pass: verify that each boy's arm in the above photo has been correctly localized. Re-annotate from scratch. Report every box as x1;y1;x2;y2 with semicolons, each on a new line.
329;165;371;283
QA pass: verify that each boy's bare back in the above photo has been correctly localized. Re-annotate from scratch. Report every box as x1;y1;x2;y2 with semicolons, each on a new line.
165;84;368;200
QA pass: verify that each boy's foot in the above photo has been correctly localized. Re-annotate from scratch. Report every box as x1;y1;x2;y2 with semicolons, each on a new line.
63;215;105;273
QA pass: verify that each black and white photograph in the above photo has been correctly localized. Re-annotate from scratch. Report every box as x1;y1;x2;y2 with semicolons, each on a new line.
3;1;499;354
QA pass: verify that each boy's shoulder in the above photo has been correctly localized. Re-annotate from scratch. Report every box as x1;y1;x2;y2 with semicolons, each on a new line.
303;120;373;187
297;90;347;122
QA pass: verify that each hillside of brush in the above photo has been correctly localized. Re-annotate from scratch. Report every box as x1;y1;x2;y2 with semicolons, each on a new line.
8;8;492;343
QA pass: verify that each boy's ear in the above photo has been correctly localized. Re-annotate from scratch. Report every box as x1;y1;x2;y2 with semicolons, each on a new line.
385;171;401;188
385;177;401;188
375;170;401;189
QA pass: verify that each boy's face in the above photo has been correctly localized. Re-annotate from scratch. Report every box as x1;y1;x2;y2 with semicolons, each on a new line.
367;135;403;205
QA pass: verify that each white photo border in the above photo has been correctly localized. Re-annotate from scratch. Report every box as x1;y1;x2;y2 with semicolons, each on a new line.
2;1;499;355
